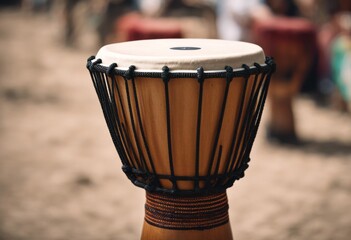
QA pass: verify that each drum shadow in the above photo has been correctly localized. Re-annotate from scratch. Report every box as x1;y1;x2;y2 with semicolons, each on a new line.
281;138;351;157
302;139;351;157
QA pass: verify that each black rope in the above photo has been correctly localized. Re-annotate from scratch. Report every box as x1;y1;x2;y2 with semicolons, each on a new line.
87;56;275;196
205;66;233;188
224;64;249;177
89;58;102;72
109;65;139;170
213;145;223;186
227;64;251;177
106;63;130;167
235;65;262;169
130;71;159;190
123;65;147;171
194;67;205;191
162;66;177;192
89;60;273;79
86;56;95;69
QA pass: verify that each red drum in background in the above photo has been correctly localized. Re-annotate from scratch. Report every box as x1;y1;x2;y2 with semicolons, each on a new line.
115;13;183;42
253;17;317;143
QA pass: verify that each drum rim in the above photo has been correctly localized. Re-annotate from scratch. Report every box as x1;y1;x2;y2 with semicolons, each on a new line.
87;56;274;79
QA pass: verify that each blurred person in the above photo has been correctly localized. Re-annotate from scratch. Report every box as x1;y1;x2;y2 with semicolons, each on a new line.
63;0;83;46
139;0;217;34
330;12;351;112
63;0;138;46
294;0;329;23
96;0;139;44
216;0;271;41
139;0;214;17
63;0;107;46
132;0;217;39
0;0;21;6
329;0;351;13
317;0;351;108
263;0;299;17
139;0;164;17
22;0;53;12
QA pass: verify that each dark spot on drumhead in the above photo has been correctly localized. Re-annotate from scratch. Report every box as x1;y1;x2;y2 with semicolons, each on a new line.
170;47;201;50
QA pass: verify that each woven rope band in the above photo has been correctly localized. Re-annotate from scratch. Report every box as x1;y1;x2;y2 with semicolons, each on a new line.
144;191;229;230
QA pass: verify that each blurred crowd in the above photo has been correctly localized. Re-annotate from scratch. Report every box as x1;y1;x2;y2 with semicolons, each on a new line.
1;0;350;144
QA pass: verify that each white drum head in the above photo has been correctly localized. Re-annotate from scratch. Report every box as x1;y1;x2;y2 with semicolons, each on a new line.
96;39;265;71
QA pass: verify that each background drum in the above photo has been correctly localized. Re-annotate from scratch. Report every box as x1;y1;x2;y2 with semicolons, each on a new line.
254;17;317;144
87;39;275;240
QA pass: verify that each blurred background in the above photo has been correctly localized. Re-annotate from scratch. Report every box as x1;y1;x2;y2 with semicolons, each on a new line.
0;0;350;239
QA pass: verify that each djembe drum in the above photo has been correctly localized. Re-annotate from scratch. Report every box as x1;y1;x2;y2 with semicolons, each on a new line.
254;17;316;143
86;39;275;240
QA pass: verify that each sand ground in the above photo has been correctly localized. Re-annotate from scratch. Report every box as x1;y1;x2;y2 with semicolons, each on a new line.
0;8;351;240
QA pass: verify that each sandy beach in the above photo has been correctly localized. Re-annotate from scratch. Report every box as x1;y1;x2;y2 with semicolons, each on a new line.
0;8;351;240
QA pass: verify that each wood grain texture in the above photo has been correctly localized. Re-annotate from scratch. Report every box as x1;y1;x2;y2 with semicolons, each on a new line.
141;220;233;240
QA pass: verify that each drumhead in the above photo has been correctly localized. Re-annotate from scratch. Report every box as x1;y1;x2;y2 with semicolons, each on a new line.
96;38;265;71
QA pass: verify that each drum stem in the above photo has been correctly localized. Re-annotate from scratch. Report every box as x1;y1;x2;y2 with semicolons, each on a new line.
141;191;233;240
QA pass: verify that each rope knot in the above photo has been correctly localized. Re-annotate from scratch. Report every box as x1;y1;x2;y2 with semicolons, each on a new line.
265;57;276;73
124;65;136;79
161;66;170;83
197;67;204;83
122;165;132;174
86;56;95;69
242;64;251;78
89;58;102;71
107;63;118;77
224;66;234;83
254;62;262;70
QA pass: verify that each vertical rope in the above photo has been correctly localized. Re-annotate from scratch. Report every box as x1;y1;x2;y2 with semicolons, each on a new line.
229;64;253;172
243;63;264;144
106;63;133;168
205;66;233;188
162;66;177;191
213;145;223;186
236;64;265;167
224;66;249;176
108;66;139;169
87;56;275;194
195;67;205;191
236;74;270;174
102;70;126;165
130;73;159;189
123;66;146;171
230;64;256;172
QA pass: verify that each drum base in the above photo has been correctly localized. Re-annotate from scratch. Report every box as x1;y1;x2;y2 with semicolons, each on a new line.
141;220;233;240
268;94;299;145
141;191;233;240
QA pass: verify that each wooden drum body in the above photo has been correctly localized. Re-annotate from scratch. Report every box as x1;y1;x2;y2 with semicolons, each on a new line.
87;39;275;240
